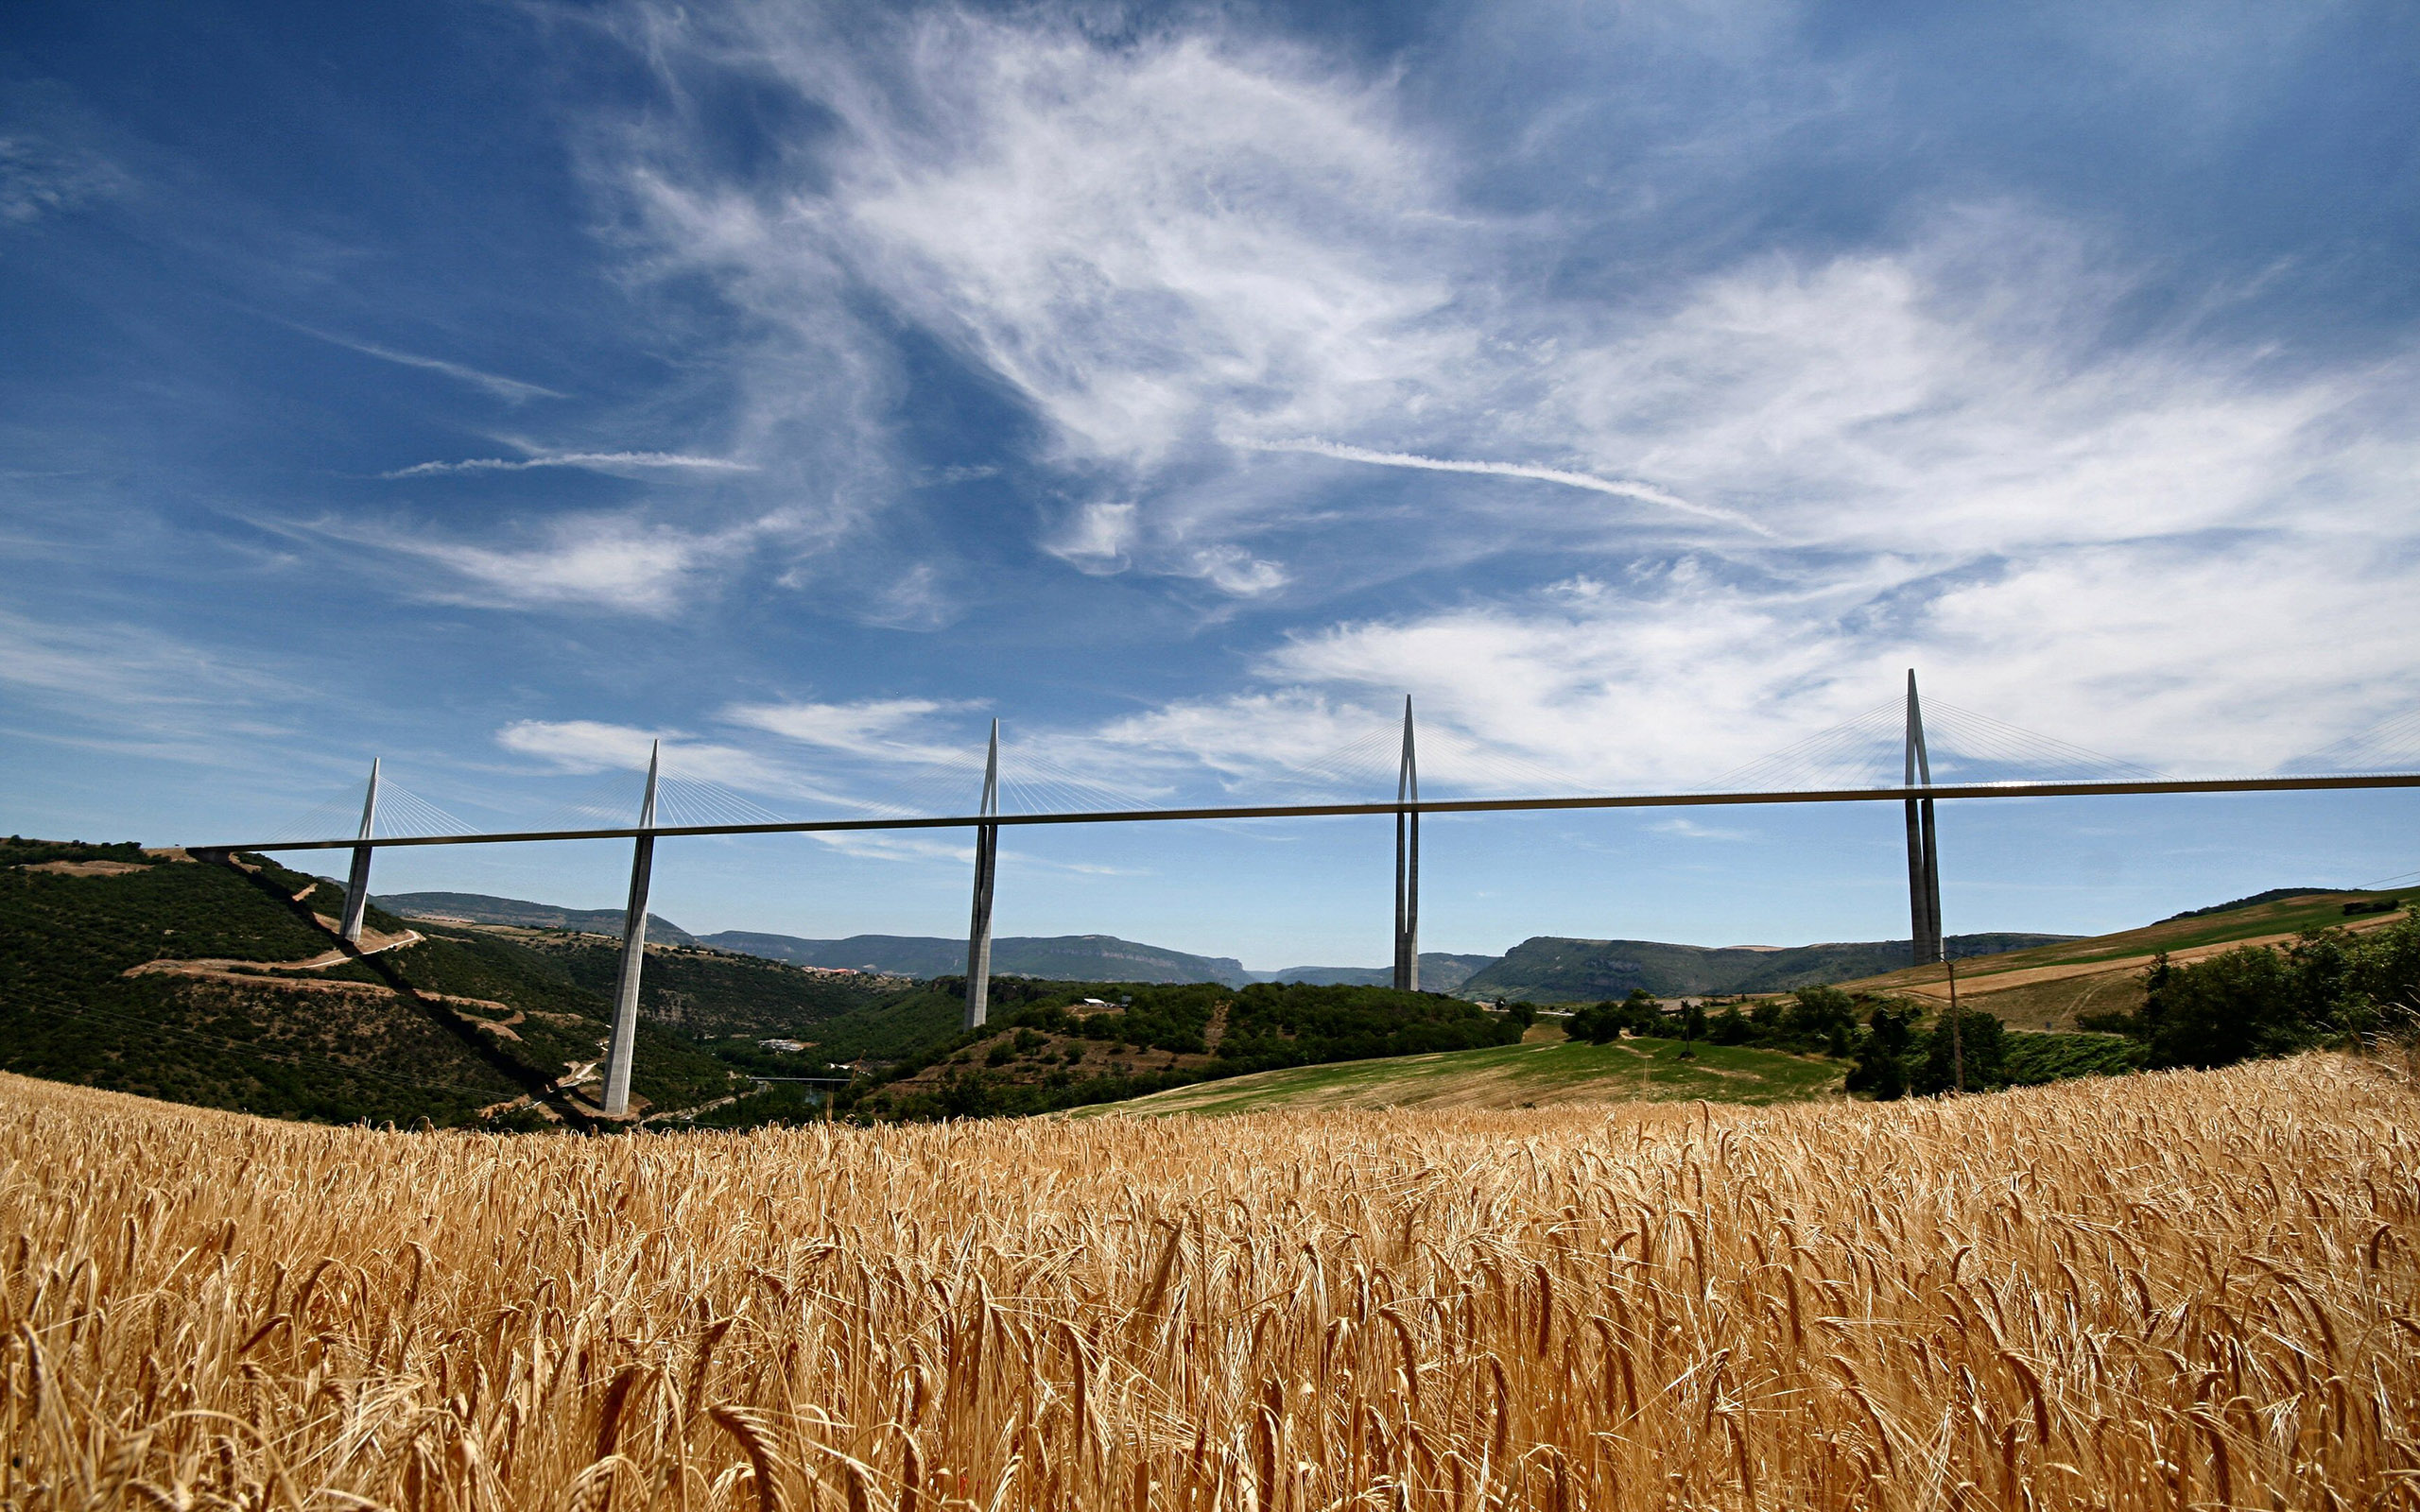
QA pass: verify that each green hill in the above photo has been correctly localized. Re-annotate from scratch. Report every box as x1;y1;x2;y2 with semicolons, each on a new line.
1460;932;2077;1003
376;890;695;944
2;840;733;1126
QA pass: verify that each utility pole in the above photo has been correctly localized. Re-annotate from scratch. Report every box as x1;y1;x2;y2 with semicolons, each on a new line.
600;741;660;1118
337;758;381;944
1393;697;1420;992
1904;671;1944;966
1947;953;1964;1095
963;720;1001;1032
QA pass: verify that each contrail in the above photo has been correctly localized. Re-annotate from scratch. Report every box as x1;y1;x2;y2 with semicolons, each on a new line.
383;452;757;479
1235;438;1768;535
279;322;568;403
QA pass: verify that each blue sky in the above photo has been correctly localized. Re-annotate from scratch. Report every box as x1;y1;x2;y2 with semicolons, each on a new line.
4;0;2416;969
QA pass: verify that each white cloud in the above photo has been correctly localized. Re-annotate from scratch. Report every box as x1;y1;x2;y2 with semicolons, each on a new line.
721;697;979;769
1184;544;1288;597
603;11;2412;618
1243;537;2420;787
1046;500;1137;575
571;6;2420;776
494;719;799;795
1651;817;1755;842
0;129;122;226
381;452;755;479
322;514;757;615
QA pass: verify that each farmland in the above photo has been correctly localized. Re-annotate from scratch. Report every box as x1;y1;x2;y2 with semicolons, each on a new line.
4;1053;2414;1510
1092;1035;1845;1115
1840;889;2409;1028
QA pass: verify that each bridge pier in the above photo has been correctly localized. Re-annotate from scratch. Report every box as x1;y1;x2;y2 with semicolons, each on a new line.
1393;697;1420;991
1904;671;1944;966
337;758;381;944
600;741;661;1118
963;721;1000;1032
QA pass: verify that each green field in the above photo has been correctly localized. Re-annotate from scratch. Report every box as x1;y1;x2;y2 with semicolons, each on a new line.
1086;1035;1845;1116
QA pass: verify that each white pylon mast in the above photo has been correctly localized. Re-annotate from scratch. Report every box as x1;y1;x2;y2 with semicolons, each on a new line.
963;720;1001;1031
337;758;381;944
600;741;660;1117
1393;697;1420;992
1903;671;1943;967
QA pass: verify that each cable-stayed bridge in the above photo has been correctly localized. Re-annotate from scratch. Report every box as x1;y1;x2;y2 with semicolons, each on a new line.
209;673;2420;1117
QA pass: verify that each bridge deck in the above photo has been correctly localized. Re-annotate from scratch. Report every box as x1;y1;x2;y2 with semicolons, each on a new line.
213;771;2420;852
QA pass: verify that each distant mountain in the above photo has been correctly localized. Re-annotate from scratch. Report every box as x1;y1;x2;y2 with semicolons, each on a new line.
1261;954;1499;992
700;930;1255;988
375;892;694;946
1461;932;2080;1003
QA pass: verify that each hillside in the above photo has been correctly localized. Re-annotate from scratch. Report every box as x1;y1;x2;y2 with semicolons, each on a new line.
6;1056;2409;1510
701;928;1255;985
1261;952;1499;991
1841;887;2411;1027
376;890;695;944
846;978;1528;1120
1;839;733;1126
1093;1034;1846;1114
1461;930;2077;1003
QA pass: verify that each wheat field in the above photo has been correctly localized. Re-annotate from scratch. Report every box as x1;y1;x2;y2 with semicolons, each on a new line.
1;1057;2413;1512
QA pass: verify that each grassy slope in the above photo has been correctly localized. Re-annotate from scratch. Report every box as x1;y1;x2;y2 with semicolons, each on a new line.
0;845;735;1125
1840;889;2411;1028
1089;1035;1844;1116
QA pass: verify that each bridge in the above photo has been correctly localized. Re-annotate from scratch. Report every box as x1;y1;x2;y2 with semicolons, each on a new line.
212;673;2420;1116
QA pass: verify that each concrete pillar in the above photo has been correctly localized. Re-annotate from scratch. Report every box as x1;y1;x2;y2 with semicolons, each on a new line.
1393;697;1420;992
963;721;1000;1031
1903;671;1944;966
601;741;661;1118
338;758;381;944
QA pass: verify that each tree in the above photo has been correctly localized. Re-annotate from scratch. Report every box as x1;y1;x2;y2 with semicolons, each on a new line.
1915;1007;2005;1094
1847;1005;1913;1100
2141;940;2334;1069
1786;986;1858;1043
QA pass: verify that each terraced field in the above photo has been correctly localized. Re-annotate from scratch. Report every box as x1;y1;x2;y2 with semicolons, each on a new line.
1088;1035;1844;1115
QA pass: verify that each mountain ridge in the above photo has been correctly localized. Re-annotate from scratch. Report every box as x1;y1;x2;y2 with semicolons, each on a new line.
1460;932;2083;1003
376;892;2085;999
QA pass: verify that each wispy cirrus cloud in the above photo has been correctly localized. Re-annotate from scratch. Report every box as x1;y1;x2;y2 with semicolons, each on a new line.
601;6;2411;629
313;512;763;615
722;697;981;770
380;451;756;479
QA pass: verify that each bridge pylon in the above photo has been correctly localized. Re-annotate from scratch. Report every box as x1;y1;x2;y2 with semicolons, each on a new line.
600;740;660;1117
963;720;1001;1031
1393;696;1420;991
1904;671;1944;967
337;758;381;944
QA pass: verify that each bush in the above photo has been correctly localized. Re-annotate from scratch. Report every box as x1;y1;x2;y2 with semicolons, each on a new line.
1846;1005;1914;1100
2083;919;2420;1072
